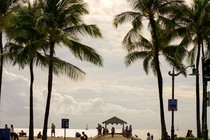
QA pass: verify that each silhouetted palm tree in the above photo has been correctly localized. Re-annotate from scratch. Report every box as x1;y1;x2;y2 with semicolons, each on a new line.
174;0;210;137
0;0;19;103
4;1;47;139
113;0;185;139
37;0;103;139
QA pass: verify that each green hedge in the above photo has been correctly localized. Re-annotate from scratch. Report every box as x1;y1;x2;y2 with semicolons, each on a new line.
175;137;207;140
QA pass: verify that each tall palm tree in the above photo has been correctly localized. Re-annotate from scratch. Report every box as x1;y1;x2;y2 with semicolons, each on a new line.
174;0;210;137
113;0;185;139
4;1;89;140
37;0;103;139
4;1;47;140
0;0;19;103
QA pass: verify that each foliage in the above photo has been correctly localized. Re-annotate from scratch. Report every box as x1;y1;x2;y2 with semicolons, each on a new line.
175;137;204;140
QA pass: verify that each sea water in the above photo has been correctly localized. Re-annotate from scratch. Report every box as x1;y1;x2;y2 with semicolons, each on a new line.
14;128;190;140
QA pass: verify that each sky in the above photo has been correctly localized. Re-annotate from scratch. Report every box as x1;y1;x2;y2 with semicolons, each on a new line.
0;0;209;134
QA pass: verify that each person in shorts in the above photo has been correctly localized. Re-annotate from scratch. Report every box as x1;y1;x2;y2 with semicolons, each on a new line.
51;123;56;137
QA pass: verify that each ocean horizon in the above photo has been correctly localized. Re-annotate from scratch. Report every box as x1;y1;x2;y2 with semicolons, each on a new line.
13;128;192;140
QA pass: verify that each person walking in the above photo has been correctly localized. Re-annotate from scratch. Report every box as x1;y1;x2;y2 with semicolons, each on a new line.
51;123;56;137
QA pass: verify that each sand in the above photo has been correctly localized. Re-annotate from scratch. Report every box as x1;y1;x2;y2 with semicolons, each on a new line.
19;137;83;140
18;135;137;140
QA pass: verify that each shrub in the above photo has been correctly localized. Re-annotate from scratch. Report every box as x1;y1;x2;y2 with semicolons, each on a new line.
175;137;203;140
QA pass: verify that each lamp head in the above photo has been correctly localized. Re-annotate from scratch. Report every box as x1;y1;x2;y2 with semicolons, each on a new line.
189;65;197;76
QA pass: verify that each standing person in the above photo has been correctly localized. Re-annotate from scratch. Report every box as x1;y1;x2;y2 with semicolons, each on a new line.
11;124;14;132
5;124;9;129
129;125;132;136
151;134;154;140
111;127;115;137
51;123;56;137
147;132;152;140
96;124;102;135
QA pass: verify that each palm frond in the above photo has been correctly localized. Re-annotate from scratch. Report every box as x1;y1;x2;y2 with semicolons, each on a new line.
125;51;148;67
64;40;103;67
64;24;102;38
113;11;141;28
142;54;153;75
33;53;85;80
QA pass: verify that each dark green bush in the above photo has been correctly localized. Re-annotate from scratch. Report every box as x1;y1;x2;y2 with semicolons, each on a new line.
175;137;204;140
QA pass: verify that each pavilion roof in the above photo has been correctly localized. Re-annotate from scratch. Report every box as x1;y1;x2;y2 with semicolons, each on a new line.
102;116;127;125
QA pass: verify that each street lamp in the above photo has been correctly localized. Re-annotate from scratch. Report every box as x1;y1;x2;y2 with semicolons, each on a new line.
168;65;197;140
202;58;210;140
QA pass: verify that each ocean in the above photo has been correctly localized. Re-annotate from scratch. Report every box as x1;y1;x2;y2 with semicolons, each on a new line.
14;128;190;140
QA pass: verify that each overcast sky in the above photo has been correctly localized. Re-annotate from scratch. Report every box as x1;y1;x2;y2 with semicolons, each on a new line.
0;0;209;134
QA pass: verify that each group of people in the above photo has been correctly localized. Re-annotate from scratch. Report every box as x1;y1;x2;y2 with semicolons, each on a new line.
5;124;14;132
146;132;154;140
75;131;88;140
122;125;132;138
96;124;108;135
4;124;19;140
96;123;116;137
96;123;134;138
186;129;194;137
80;132;88;140
146;129;194;140
96;124;109;136
3;122;196;140
147;132;171;140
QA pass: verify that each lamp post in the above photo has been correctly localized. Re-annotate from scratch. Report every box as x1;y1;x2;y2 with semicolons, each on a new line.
168;66;197;140
203;79;208;140
202;58;209;140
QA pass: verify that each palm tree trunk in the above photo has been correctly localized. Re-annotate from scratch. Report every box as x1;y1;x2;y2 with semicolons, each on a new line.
42;43;54;140
149;17;167;140
29;61;34;140
196;39;202;138
201;42;205;137
156;62;167;140
0;32;3;103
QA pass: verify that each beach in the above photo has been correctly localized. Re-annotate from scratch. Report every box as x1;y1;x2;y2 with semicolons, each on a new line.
19;137;82;140
18;135;135;140
13;128;190;140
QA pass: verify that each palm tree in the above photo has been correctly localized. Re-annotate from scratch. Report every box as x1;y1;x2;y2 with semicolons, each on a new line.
0;0;19;103
174;0;210;137
36;0;103;139
3;1;48;140
113;0;185;139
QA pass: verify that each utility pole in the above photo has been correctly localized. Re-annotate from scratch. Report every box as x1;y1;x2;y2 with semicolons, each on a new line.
168;66;197;140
